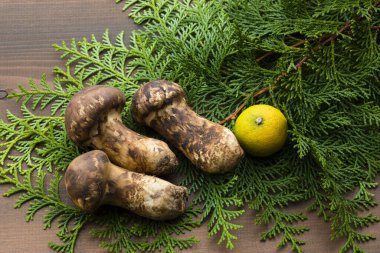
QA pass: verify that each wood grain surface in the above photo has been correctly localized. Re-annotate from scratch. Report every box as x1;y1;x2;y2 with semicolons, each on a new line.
0;1;379;253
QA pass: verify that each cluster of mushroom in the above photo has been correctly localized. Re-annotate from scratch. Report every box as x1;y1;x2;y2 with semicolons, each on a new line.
64;80;243;220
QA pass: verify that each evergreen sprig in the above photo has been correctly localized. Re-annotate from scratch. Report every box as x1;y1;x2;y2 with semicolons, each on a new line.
90;207;201;253
1;165;88;253
1;0;380;252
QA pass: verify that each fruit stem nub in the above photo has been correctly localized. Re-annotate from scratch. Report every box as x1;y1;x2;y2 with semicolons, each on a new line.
255;117;263;125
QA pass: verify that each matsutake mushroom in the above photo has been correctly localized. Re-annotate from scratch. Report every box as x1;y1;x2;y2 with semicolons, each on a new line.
65;150;188;220
65;85;178;175
131;80;244;174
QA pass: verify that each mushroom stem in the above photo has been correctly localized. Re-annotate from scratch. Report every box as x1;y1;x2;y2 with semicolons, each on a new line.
104;162;187;220
144;103;229;170
65;150;188;221
91;109;177;175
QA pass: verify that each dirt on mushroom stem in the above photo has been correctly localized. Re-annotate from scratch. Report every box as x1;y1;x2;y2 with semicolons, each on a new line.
91;109;178;175
131;80;244;174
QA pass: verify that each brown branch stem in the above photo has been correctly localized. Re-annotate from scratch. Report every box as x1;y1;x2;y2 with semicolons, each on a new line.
218;87;271;125
219;1;380;125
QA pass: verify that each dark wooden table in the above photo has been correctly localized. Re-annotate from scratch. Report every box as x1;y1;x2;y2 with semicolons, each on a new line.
0;1;379;252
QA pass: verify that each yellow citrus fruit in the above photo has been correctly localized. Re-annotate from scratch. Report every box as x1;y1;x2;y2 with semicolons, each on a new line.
234;104;288;157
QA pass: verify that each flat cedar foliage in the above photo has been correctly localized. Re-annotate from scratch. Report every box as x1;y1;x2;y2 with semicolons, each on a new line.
1;0;380;252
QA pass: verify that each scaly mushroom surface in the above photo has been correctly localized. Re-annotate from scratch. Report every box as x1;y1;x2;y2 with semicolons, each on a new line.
131;80;244;174
65;150;188;220
65;85;178;175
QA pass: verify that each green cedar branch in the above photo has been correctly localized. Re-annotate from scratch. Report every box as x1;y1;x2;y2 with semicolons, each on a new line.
0;106;76;173
233;151;311;252
219;0;380;125
90;207;201;253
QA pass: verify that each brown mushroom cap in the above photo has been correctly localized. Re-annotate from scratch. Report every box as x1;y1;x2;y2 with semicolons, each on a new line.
65;85;126;145
65;150;109;212
131;80;185;124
